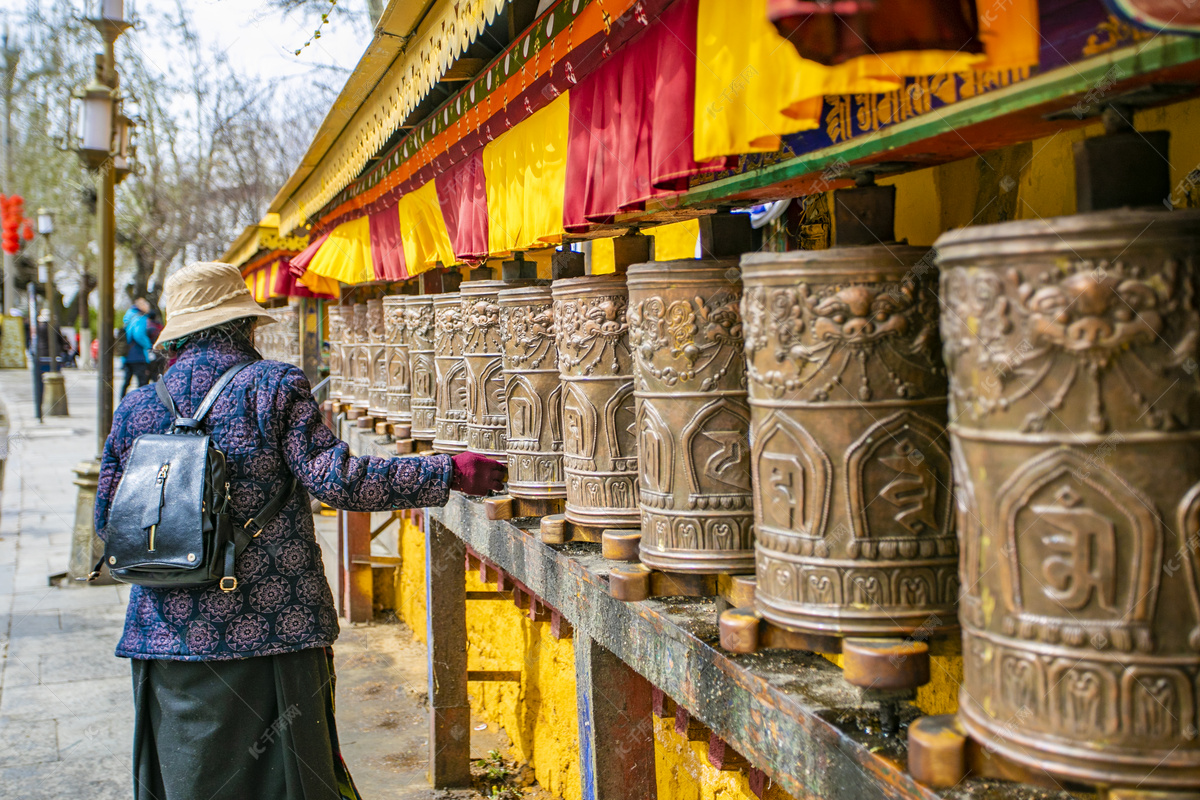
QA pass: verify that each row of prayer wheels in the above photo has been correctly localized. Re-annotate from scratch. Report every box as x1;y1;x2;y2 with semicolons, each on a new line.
323;195;1200;791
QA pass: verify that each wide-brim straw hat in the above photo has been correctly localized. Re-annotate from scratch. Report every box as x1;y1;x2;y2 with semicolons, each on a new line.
154;261;277;346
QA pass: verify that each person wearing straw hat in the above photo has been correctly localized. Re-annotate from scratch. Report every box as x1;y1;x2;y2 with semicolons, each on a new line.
94;262;504;800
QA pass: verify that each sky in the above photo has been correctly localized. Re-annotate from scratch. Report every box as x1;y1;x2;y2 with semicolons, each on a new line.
1;0;371;85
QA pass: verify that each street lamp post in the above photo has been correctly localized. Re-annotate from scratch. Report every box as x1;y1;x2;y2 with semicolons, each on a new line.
37;208;67;416
68;0;131;584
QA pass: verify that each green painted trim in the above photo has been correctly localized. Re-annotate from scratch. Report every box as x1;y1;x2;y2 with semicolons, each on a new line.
676;35;1200;207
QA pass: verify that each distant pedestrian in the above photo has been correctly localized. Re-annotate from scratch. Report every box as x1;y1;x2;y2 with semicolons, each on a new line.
121;298;155;398
144;309;164;382
28;309;59;422
94;261;504;800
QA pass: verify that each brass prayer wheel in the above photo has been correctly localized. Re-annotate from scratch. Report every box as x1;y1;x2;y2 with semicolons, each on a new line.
326;305;345;401
433;293;468;454
499;285;565;499
462;280;519;462
259;306;300;367
406;295;437;440
349;302;370;412
382;296;411;427
627;260;753;573
367;299;388;418
938;209;1200;789
740;248;957;638
553;274;639;530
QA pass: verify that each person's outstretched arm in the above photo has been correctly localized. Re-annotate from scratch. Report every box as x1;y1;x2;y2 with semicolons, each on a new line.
274;366;454;510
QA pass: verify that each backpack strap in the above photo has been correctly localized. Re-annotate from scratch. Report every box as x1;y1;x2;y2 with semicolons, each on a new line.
220;473;296;592
156;361;254;431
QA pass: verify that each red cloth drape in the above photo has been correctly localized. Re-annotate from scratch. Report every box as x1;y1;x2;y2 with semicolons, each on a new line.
289;232;330;277
274;258;336;298
435;150;489;263
765;0;982;65
368;206;409;280
564;0;728;231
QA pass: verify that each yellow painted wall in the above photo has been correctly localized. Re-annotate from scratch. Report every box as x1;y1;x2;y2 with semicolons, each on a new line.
654;718;797;800
392;519;582;800
880;95;1200;245
397;517;428;645
464;570;582;800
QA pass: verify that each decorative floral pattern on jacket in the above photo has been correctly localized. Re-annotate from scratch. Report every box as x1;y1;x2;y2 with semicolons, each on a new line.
95;337;452;660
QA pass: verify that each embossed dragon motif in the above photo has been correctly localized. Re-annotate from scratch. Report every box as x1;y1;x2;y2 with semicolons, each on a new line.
628;291;744;390
404;304;433;347
463;295;502;354
434;305;465;355
942;259;1199;432
554;294;630;374
384;305;406;345
742;278;942;401
366;304;385;343
502;302;556;370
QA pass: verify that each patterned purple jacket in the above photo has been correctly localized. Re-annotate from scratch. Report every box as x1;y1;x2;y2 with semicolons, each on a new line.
95;336;452;660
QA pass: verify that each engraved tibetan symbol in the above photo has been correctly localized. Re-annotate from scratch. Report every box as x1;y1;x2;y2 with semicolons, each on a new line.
703;429;748;488
877;439;938;534
765;452;802;529
1034;486;1117;613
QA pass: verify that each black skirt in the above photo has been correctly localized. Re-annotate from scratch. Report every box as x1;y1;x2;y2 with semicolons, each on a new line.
131;647;361;800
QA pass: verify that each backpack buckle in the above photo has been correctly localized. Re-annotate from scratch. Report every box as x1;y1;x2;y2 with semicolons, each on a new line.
243;518;262;537
219;576;238;592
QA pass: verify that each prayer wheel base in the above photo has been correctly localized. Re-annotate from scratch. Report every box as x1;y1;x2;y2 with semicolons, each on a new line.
908;715;1151;796
355;415;377;429
483;495;564;521
718;608;939;691
601;530;641;562
538;515;622;545
608;564;759;604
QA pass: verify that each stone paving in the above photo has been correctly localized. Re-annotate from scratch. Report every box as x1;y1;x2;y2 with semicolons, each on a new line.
0;366;131;799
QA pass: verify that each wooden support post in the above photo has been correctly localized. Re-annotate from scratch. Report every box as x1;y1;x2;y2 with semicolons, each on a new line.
340;510;372;623
426;519;471;788
335;510;345;617
575;635;657;800
299;297;321;385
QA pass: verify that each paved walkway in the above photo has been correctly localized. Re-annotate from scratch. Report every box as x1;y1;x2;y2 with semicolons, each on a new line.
0;365;504;800
0;366;131;799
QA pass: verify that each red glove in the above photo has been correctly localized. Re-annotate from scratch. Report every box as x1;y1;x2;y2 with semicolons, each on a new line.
451;452;506;496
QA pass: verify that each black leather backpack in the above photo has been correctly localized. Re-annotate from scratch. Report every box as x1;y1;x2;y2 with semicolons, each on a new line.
93;362;294;591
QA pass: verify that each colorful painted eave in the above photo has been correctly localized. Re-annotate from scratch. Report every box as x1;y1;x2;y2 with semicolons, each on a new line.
271;0;511;236
222;213;309;268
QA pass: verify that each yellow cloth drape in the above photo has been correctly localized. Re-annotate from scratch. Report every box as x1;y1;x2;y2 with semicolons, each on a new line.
589;219;702;274
267;261;281;300
256;269;268;302
694;0;1040;160
484;93;569;255
397;181;456;273
307;217;376;285
652;219;701;261
245;275;255;296
298;270;341;296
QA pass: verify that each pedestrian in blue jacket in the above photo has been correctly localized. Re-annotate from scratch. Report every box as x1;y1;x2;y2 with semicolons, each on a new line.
121;298;155;397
